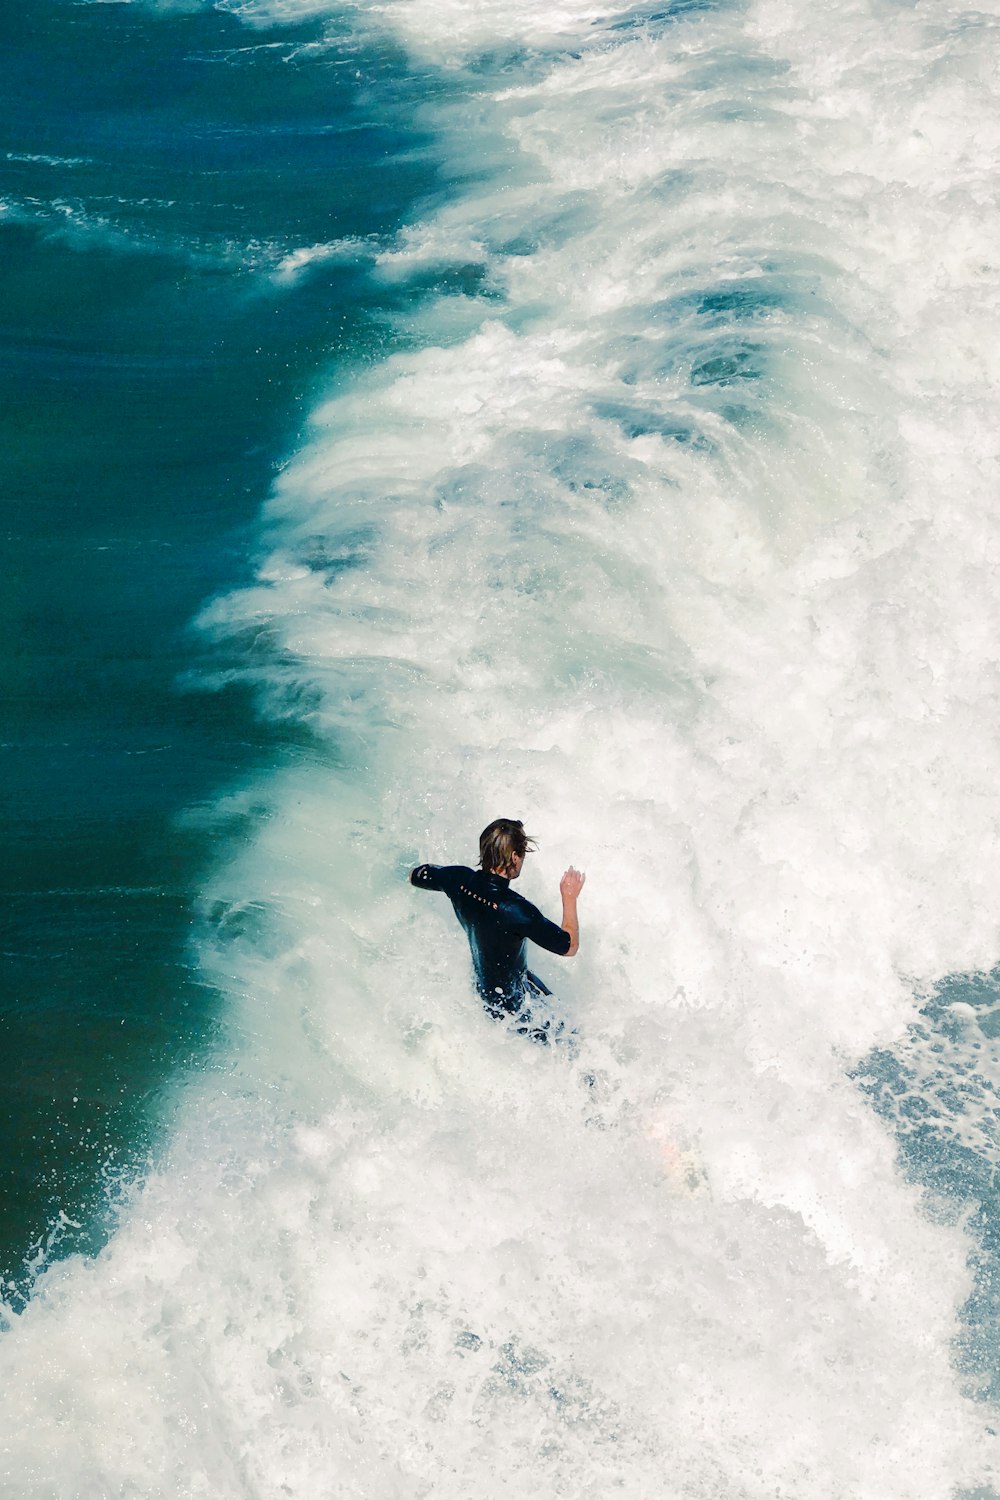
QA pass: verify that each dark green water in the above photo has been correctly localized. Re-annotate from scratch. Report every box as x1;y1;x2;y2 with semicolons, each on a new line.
0;0;439;1299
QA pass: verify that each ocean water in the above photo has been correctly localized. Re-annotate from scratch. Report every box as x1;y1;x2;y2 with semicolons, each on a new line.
0;0;436;1286
3;0;1000;1494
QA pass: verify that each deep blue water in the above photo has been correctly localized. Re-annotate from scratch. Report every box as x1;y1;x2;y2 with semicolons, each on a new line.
0;0;443;1299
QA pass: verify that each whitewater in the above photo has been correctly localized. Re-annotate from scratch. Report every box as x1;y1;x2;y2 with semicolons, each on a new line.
4;0;1000;1494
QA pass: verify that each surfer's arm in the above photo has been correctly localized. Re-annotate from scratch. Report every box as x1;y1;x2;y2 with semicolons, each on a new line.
410;863;466;893
516;894;574;957
558;867;585;957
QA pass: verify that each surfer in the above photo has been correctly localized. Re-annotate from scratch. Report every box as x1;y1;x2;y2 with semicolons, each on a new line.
410;818;585;1041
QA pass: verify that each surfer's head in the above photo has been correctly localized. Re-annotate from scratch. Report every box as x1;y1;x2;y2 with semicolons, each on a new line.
479;818;536;880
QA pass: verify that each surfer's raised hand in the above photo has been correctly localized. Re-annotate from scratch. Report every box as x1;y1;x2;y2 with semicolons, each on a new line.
559;867;585;956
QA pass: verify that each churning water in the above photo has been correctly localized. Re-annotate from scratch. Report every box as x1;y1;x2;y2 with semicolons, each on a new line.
3;0;1000;1494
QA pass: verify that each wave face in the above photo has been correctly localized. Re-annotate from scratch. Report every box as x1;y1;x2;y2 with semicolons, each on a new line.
4;0;1000;1494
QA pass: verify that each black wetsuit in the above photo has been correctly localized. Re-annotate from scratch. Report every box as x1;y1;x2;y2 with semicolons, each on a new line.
410;863;570;1031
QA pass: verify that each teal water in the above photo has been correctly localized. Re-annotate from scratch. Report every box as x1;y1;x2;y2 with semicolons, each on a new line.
855;972;1000;1401
0;0;439;1298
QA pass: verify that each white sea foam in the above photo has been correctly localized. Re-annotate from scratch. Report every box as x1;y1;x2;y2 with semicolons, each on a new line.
4;0;1000;1494
272;235;382;284
5;151;94;167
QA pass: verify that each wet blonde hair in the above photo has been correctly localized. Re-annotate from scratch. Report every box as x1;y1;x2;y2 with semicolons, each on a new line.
478;817;537;875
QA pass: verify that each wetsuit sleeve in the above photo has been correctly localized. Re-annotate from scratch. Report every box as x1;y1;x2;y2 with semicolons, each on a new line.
410;864;464;894
508;896;572;956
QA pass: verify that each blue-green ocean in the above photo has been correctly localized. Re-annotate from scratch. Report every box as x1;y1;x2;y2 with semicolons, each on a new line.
3;0;1000;1494
2;0;437;1287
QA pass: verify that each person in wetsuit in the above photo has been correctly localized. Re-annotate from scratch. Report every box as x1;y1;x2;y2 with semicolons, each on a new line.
410;817;585;1039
